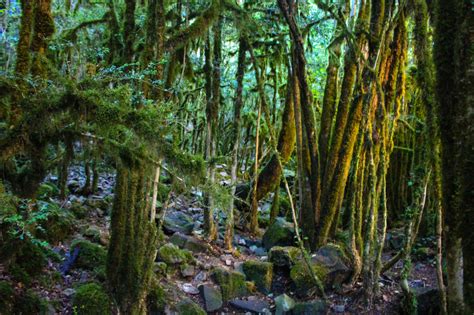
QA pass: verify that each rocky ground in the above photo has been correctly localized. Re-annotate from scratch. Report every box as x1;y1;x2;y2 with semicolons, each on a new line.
0;166;440;314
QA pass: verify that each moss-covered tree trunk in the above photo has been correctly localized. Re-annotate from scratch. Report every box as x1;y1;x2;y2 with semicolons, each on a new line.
107;160;158;314
15;0;35;76
434;0;473;313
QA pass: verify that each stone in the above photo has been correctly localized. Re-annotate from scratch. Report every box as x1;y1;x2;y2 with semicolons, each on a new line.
334;304;345;313
194;271;207;282
70;240;107;271
182;283;199;295
180;264;195;277
210;267;248;301
163;211;194;235
269;246;300;268
242;260;273;294
262;217;295;250
199;284;223;312
229;298;271;314
157;243;194;265
63;288;76;297
275;294;295;315
84;226;101;242
290;244;351;298
169;232;211;253
292;300;327;315
176;298;206;315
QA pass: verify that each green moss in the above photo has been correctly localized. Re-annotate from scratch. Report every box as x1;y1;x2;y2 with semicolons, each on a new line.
71;239;107;270
70;202;89;219
14;289;48;314
157;243;195;265
72;283;111;315
176;298;206;315
269;246;301;267
147;279;166;314
242;260;273;294
0;281;14;313
290;261;328;297
262;217;295;250
11;240;48;283
36;182;59;200
210;267;248;301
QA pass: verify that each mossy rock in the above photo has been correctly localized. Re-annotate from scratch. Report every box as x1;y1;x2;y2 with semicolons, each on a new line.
176;298;206;315
70;239;107;270
0;281;14;313
269;246;301;268
83;225;102;243
36;182;59;200
157;243;195;265
290;244;351;297
169;232;211;253
290;260;328;298
70;202;89;219
14;289;48;314
292;300;327;315
39;206;75;244
72;283;111;315
262;217;295;250
210;267;248;301
147;279;167;314
242;260;273;294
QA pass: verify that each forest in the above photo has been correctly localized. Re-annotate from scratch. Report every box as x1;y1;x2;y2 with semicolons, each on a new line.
0;0;472;314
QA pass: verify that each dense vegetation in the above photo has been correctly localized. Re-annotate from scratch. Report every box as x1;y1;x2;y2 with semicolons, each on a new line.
0;0;472;314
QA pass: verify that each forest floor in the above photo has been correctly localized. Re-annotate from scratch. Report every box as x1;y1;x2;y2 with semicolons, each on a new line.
0;166;439;314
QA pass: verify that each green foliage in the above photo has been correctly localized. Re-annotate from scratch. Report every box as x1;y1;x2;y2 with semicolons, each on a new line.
72;283;111;315
36;182;60;200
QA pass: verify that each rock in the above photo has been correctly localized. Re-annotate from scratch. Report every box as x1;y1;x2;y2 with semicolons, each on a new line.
85;198;110;211
290;244;351;298
210;267;248;301
229;298;271;314
199;284;223;312
70;240;107;271
157;243;194;265
194;271;207;282
68;180;81;192
269;246;300;268
334;304;345;313
242;260;273;294
169;232;211;253
413;287;440;315
84;226;101;242
262;217;295;250
153;262;167;276
163;211;194;235
63;288;76;297
176;298;206;315
182;283;199;295
292;300;327;315
275;294;295;315
180;264;195;277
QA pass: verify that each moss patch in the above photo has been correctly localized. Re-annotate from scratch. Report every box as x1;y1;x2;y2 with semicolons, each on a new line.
70;239;107;270
290;261;328;298
242;260;273;294
176;298;206;315
210;267;248;301
157;243;194;265
72;283;111;315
